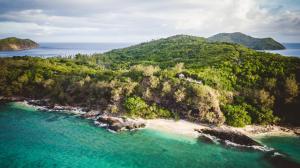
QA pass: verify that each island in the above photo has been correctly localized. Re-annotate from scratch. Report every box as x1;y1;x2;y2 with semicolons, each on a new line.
1;34;300;168
0;37;39;51
207;32;285;50
0;34;299;130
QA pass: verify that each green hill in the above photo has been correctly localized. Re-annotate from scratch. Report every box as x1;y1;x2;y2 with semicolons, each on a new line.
0;37;39;51
97;34;253;69
207;32;285;50
0;35;299;126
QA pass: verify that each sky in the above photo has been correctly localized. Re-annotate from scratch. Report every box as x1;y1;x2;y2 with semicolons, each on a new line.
0;0;299;43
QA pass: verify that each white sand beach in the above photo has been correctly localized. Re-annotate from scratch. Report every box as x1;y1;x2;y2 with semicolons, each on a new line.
145;119;297;139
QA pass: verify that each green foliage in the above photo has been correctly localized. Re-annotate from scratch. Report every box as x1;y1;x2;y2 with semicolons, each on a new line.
240;103;278;125
284;75;299;103
161;81;171;95
207;32;285;50
222;105;251;127
0;37;39;51
1;34;300;126
174;87;186;102
124;96;172;119
188;84;225;124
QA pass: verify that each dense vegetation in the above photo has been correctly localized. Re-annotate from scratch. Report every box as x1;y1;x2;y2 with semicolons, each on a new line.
0;37;39;51
207;32;285;50
0;35;299;127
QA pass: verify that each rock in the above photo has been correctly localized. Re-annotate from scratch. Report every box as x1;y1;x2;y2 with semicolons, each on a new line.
0;96;25;103
96;115;145;132
196;128;262;146
27;99;49;107
82;110;101;119
293;128;300;136
264;151;300;168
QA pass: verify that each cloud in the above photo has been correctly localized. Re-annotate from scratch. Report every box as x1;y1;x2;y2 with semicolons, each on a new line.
0;0;299;42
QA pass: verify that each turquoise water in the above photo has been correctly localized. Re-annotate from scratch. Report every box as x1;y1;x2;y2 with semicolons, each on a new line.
0;103;298;168
258;136;300;163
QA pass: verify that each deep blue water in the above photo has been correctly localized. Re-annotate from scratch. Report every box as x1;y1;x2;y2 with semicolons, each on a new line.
0;43;132;57
0;102;300;168
265;43;300;57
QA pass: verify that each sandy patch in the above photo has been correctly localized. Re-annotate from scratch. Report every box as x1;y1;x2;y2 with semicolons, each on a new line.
145;119;210;138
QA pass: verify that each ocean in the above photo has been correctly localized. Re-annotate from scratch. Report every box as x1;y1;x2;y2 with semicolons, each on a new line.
0;102;299;168
0;43;132;57
264;43;300;57
1;43;300;58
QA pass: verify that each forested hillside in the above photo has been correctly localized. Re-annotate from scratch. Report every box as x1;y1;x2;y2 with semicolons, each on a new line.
0;35;299;126
207;32;285;50
0;37;39;51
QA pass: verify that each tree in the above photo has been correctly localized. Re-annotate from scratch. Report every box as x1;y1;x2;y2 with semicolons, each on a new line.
173;63;184;73
223;105;251;127
255;89;274;109
284;75;299;103
265;78;277;90
124;96;152;118
174;87;186;102
162;81;171;95
149;76;159;88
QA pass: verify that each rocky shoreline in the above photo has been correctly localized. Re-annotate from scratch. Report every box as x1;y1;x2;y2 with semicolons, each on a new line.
1;96;299;151
195;128;273;151
0;97;146;132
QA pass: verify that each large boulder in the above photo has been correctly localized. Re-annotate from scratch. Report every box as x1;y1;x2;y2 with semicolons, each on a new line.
196;128;262;146
96;115;145;132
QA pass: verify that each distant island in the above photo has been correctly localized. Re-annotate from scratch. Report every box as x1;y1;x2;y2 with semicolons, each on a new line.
207;32;285;50
0;37;39;51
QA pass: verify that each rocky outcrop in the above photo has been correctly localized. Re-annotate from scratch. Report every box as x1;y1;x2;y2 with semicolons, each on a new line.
96;115;146;132
264;151;300;168
294;128;300;136
195;128;269;151
82;110;102;119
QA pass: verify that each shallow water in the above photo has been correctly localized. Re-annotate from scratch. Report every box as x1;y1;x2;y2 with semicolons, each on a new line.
0;103;298;168
258;136;300;163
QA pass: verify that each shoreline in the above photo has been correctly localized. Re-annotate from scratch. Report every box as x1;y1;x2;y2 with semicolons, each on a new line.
1;97;298;139
144;118;298;139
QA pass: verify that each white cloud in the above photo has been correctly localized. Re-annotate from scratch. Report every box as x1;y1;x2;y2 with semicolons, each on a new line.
0;0;299;42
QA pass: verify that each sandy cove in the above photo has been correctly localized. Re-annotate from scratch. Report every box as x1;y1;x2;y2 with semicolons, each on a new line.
145;119;208;138
145;119;298;139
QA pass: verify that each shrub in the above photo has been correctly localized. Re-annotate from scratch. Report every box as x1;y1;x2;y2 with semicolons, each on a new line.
124;96;149;117
162;81;171;95
149;76;159;88
190;84;224;124
241;103;278;125
222;105;251;127
131;65;160;77
265;78;277;90
173;63;184;73
254;89;274;109
111;87;122;101
124;96;172;119
284;75;299;103
174;87;186;102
